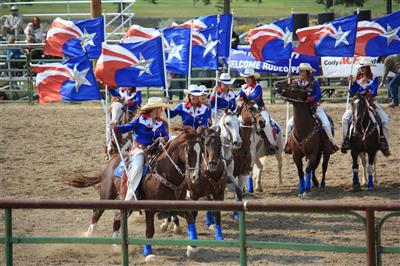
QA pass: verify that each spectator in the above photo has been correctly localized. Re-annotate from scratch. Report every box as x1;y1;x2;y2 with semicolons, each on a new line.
4;36;22;59
379;54;400;108
1;6;23;40
24;17;44;43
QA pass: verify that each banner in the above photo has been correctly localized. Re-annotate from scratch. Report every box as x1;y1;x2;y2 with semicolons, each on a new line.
321;56;392;77
227;45;320;76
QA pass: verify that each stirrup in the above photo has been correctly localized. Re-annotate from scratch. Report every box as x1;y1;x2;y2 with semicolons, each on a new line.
340;138;351;153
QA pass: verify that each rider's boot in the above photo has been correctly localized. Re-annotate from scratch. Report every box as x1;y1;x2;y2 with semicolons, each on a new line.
341;136;351;153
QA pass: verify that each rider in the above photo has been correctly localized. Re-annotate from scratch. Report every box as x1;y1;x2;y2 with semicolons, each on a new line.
210;72;236;120
112;97;170;200
341;58;390;156
237;68;278;153
168;84;211;129
286;63;338;153
108;86;142;117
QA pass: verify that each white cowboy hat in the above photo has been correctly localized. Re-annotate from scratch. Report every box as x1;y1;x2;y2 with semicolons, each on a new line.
140;97;170;111
219;72;235;85
240;68;260;78
184;84;204;96
357;58;375;68
10;6;18;11
197;85;210;95
298;63;316;72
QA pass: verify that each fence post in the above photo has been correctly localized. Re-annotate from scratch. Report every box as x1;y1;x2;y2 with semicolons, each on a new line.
121;209;129;266
27;50;33;105
5;208;13;266
366;209;377;266
239;211;247;266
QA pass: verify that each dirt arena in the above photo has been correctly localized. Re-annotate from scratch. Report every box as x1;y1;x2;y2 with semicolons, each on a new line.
1;102;399;265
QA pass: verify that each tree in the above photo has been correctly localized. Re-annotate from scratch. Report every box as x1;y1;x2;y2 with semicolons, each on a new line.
315;0;367;9
194;0;263;14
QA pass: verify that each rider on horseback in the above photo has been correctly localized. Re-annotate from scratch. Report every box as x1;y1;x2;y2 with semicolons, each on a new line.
168;84;211;129
210;72;236;121
108;86;142;118
237;68;278;154
111;97;170;201
341;58;390;156
286;63;338;153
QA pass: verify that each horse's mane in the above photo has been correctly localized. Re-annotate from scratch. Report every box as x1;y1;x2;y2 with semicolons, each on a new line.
172;126;198;142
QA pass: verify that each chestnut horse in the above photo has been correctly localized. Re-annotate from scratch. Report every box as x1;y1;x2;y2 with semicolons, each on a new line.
274;80;332;198
348;93;380;191
67;126;203;261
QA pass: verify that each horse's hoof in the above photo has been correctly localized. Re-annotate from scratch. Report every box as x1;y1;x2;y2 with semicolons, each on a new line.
352;184;361;192
173;225;183;235
186;246;199;258
160;222;169;232
208;224;216;231
82;231;92;237
368;187;374;192
145;254;156;262
302;191;312;199
255;186;263;192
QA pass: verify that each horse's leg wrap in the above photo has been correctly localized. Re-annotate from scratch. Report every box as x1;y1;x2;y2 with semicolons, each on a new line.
368;164;374;191
247;176;254;193
299;176;305;194
352;168;359;185
187;223;198;240
305;170;311;191
144;244;152;257
205;211;215;227
215;225;224;240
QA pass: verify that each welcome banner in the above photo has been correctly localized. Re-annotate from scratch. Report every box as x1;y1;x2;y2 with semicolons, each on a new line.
321;56;390;77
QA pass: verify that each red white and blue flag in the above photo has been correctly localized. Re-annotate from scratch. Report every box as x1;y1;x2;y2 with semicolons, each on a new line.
32;57;101;104
95;36;165;88
296;15;358;57
44;17;104;59
122;25;160;43
355;11;400;56
246;16;293;61
163;27;191;75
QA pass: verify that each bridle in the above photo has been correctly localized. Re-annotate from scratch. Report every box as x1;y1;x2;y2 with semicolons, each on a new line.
352;95;377;142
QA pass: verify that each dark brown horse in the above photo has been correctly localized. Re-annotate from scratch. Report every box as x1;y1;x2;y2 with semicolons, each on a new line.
349;93;380;191
274;80;332;198
67;126;203;260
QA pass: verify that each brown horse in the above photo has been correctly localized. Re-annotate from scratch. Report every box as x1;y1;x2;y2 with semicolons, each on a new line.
349;93;380;192
274;80;332;198
67;126;203;260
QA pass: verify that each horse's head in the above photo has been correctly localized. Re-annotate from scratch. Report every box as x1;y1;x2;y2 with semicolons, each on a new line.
219;109;242;150
273;79;307;104
174;126;203;183
197;126;221;172
239;99;265;132
351;93;369;135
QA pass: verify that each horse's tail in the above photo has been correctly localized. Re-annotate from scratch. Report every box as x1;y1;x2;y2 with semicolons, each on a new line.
65;174;101;188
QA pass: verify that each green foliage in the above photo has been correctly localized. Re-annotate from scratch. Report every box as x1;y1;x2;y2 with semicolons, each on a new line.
316;0;367;8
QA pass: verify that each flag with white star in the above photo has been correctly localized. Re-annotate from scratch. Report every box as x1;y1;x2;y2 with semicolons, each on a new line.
218;14;234;59
32;56;101;104
163;27;191;75
296;15;357;57
355;11;400;56
95;36;165;87
246;16;293;61
44;16;104;59
192;25;219;69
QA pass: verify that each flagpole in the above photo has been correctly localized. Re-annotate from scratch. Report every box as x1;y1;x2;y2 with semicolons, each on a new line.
227;11;234;76
285;9;294;144
346;8;360;110
187;19;194;87
160;30;171;133
103;12;110;153
214;15;220;124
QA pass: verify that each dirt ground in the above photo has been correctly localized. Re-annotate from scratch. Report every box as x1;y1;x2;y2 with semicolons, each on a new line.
0;102;399;266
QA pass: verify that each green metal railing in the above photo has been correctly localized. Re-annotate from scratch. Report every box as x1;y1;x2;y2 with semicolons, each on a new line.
1;200;399;266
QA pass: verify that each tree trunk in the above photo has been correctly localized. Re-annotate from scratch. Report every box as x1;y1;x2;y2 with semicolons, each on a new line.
224;0;230;14
91;0;102;18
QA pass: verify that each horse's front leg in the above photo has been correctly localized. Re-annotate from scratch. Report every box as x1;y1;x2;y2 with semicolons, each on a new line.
367;151;377;191
213;193;225;240
178;211;199;258
144;210;156;261
359;153;368;186
320;152;330;189
253;157;264;192
293;153;305;197
303;154;318;198
351;149;361;192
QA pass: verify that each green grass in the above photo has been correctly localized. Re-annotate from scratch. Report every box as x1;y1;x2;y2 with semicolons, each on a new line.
1;0;398;19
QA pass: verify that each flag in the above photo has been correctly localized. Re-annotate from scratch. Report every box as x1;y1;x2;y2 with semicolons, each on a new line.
44;17;104;59
246;16;293;61
191;25;219;69
95;36;165;88
163;27;191;75
296;14;358;57
218;14;233;58
32;57;101;104
355;11;400;56
122;24;160;43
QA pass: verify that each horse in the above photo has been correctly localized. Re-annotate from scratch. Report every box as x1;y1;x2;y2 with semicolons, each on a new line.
348;93;380;191
274;80;333;198
67;126;203;261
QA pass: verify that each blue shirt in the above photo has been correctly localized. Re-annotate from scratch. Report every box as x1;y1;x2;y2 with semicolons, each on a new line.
237;83;264;107
116;115;169;146
209;87;236;111
169;102;211;129
349;76;379;97
109;88;142;111
294;79;321;104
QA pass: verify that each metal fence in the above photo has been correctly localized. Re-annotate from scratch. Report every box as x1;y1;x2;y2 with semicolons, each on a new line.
1;199;399;266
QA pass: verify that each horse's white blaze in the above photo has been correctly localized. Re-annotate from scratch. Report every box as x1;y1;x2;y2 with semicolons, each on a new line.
354;99;360;105
193;143;201;178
